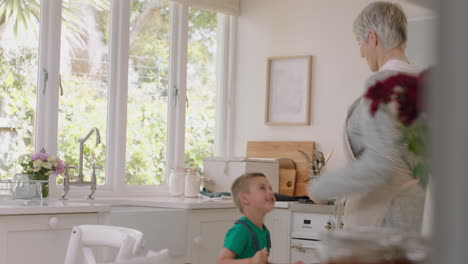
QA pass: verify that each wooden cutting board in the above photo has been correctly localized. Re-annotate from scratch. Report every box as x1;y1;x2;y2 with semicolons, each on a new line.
278;158;296;196
246;141;315;196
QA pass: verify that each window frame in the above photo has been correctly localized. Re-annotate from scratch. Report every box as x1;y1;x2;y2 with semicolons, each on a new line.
34;0;235;197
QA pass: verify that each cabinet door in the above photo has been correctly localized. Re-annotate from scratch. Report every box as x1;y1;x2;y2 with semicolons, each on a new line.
265;208;290;263
0;213;101;264
187;208;241;264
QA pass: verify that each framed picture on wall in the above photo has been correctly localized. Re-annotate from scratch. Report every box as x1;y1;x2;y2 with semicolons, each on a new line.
265;55;312;125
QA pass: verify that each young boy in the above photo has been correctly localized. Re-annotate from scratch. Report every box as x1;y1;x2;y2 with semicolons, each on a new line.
217;172;303;264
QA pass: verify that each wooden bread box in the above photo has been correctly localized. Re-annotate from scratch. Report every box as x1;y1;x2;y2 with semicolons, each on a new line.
246;141;315;196
277;158;296;196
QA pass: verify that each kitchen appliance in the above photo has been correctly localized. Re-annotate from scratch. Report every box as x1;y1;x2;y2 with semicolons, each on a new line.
203;157;279;193
290;211;336;264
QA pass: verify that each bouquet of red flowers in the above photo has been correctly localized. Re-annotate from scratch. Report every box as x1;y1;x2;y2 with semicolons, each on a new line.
365;70;430;187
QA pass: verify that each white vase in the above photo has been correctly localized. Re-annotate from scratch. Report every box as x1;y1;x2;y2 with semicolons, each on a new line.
421;179;432;237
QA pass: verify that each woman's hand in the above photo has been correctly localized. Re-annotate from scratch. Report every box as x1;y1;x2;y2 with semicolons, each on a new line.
307;192;323;205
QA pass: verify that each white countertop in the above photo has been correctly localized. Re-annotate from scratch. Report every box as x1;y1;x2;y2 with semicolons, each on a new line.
0;200;111;215
289;203;334;214
68;196;290;209
0;196;290;215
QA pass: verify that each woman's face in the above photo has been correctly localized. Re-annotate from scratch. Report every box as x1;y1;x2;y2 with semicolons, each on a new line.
357;33;379;72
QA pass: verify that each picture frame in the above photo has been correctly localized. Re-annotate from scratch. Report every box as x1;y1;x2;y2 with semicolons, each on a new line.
265;55;312;125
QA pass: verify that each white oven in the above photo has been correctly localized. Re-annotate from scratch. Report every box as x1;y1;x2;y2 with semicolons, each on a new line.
290;211;336;264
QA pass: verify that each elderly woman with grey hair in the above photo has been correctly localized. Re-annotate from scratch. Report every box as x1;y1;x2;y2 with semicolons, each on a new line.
308;1;426;232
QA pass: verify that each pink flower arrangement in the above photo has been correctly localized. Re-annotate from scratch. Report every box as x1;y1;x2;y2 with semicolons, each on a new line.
20;148;65;177
364;69;430;187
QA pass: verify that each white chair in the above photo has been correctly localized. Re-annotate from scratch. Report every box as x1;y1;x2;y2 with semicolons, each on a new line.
111;249;172;264
64;225;145;264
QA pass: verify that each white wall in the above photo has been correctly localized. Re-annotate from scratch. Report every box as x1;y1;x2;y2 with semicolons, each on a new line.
231;0;435;171
407;18;437;68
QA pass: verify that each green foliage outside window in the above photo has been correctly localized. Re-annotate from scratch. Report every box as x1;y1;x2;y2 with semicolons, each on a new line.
0;1;218;185
0;46;37;179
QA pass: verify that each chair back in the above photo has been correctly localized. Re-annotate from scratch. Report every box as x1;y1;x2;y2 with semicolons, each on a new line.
64;225;144;264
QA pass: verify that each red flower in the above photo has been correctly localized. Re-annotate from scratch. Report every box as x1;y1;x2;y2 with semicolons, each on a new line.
365;69;429;126
364;69;431;188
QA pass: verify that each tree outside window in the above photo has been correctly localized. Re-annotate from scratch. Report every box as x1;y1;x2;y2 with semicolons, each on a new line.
0;0;219;187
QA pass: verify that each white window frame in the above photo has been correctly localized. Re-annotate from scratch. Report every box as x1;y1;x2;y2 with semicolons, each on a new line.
34;0;235;198
35;0;63;196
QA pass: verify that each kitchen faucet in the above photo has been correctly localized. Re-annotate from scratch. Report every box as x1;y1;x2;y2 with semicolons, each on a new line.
78;127;101;182
60;127;102;200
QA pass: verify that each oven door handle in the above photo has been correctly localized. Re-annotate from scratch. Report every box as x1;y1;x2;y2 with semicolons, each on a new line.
291;243;321;252
300;244;321;250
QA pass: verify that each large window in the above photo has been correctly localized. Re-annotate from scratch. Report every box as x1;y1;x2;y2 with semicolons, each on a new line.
126;0;170;185
0;0;232;195
0;1;39;179
185;7;218;169
58;0;110;185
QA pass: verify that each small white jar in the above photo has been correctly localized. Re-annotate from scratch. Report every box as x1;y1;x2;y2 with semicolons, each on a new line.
169;168;187;197
184;168;201;198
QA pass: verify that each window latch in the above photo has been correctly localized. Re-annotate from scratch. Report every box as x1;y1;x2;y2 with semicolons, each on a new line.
59;74;64;96
173;85;178;107
42;69;48;94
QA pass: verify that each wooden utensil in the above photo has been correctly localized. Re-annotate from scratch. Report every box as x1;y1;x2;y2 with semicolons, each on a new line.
325;148;334;164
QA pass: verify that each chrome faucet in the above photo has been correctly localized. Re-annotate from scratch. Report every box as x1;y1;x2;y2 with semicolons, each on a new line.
78;127;101;182
60;127;101;200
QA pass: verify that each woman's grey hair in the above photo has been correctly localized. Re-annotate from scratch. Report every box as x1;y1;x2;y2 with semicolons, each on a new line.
353;1;408;50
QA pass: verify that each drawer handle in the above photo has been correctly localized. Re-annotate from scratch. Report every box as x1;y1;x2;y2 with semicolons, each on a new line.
49;216;59;228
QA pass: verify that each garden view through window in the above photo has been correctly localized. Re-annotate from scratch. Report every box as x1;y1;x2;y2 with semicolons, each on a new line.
58;0;110;185
185;7;217;172
125;0;170;185
0;1;220;188
0;1;39;179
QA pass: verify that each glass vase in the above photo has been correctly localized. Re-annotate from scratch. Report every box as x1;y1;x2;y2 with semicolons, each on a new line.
29;173;49;198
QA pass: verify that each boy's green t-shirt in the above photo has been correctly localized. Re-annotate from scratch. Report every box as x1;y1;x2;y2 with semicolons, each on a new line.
223;216;270;259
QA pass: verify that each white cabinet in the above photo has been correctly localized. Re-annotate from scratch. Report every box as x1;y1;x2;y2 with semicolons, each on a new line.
0;213;102;264
104;206;188;264
186;208;241;264
265;208;290;263
186;207;290;264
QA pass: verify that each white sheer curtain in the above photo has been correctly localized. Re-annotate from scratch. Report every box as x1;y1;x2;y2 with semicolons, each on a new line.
169;0;239;15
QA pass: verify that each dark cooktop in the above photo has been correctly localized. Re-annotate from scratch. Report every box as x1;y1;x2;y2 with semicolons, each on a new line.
274;193;314;203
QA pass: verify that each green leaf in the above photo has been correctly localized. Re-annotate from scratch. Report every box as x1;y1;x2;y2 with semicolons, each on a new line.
396;136;407;145
412;163;428;188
